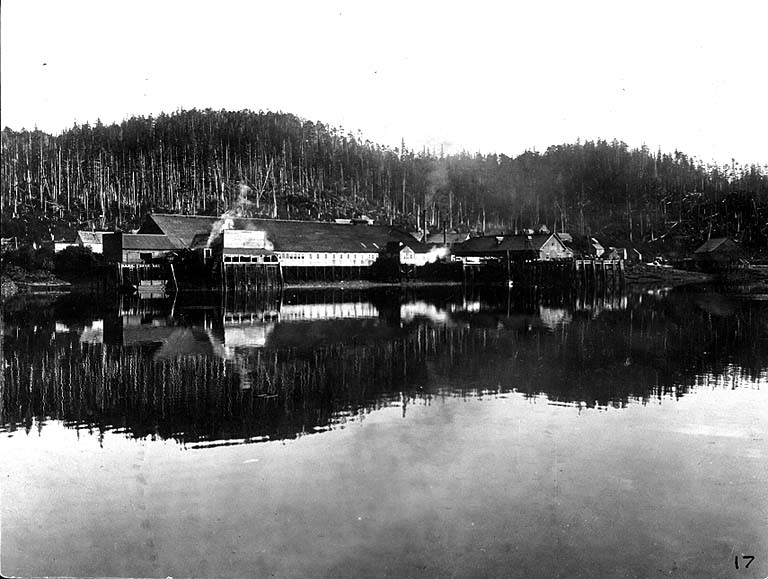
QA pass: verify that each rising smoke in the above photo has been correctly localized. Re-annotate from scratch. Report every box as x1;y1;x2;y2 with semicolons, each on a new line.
206;182;254;247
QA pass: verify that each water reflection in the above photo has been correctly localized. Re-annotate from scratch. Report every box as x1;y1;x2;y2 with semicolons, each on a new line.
2;285;767;446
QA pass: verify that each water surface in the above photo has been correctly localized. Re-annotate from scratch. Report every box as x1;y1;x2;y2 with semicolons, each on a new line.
2;286;767;578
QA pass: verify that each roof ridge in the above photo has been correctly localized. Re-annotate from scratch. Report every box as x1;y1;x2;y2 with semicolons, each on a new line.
150;213;394;227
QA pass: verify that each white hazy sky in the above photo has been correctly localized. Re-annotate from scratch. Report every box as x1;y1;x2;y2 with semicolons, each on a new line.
2;0;766;165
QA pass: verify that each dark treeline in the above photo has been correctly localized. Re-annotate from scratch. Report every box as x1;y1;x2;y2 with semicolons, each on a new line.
2;108;767;250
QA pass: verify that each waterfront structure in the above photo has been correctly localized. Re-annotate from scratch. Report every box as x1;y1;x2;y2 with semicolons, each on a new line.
452;232;572;263
138;213;417;273
424;231;471;246
559;234;605;259
694;237;741;268
102;232;182;290
53;231;112;253
103;232;182;264
399;241;438;266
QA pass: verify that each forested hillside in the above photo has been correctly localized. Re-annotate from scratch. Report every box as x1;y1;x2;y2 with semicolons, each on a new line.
2;109;767;253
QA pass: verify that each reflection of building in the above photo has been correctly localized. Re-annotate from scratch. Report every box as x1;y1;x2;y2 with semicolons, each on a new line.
79;320;104;344
400;302;450;324
279;302;379;321
538;307;572;329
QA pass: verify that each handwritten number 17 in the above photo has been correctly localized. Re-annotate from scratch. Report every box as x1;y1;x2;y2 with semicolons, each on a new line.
735;555;755;569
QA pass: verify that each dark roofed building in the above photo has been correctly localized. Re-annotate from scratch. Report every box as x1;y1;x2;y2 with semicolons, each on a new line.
138;213;416;269
560;234;605;258
424;231;471;246
453;233;572;262
103;232;183;264
694;237;741;267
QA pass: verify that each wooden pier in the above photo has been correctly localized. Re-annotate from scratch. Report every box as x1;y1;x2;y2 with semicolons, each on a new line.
462;258;625;288
572;259;625;287
222;261;283;292
116;263;172;292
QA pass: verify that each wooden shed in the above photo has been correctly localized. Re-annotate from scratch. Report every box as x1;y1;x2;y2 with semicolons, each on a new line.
103;232;182;264
693;238;741;267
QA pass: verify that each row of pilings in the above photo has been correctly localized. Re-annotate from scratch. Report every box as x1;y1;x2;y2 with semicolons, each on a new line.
463;258;625;288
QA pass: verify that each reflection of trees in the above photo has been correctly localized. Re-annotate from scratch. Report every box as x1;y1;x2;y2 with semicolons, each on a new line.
2;288;767;444
1;327;434;444
433;289;768;407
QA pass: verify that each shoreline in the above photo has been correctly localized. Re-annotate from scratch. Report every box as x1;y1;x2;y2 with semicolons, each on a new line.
623;265;715;287
6;264;768;303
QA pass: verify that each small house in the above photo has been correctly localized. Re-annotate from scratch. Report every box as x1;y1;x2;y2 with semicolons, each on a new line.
76;231;110;254
694;238;741;267
606;247;627;260
399;242;438;266
560;234;604;259
103;232;182;264
221;229;279;265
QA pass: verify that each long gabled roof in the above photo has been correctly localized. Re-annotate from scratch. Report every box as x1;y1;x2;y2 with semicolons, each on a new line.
139;213;414;253
425;231;471;245
694;237;736;254
120;233;183;251
454;233;560;254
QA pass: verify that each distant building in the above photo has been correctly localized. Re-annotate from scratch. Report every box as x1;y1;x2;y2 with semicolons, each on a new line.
54;240;78;253
52;231;112;253
103;232;182;264
424;231;471;246
76;231;111;254
137;213;416;271
399;241;439;266
560;234;605;258
453;232;572;262
606;247;627;260
694;237;741;267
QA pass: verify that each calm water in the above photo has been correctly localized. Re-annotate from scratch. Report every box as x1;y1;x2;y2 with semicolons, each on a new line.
2;285;767;578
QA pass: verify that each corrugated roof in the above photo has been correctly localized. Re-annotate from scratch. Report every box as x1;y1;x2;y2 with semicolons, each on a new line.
454;234;555;254
140;213;414;253
400;239;432;254
694;238;730;253
121;234;183;251
77;231;109;244
425;232;470;244
223;247;275;256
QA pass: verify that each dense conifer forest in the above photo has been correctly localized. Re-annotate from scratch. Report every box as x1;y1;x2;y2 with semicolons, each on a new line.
2;108;767;253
